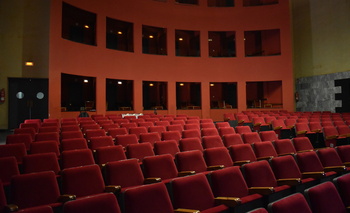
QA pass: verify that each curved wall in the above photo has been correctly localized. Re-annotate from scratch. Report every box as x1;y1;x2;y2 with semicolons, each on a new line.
49;0;293;120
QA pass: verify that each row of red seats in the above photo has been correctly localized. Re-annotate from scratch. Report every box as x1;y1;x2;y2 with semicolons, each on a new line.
2;149;350;213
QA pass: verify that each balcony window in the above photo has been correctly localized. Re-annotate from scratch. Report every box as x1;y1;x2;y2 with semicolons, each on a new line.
246;81;282;108
62;2;96;45
244;29;281;57
142;25;167;55
106;18;133;52
175;30;200;57
176;82;201;109
61;73;96;112
209;31;236;57
143;81;168;110
210;82;237;109
243;0;278;6
208;0;234;7
106;79;133;111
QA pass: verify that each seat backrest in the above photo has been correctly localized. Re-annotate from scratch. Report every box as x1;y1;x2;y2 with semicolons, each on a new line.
170;173;218;211
14;128;36;141
153;140;180;158
61;138;88;151
242;132;262;144
309;122;322;132
0;156;19;185
203;147;233;167
268;193;312;213
139;132;161;146
0;143;27;164
179;138;203;152
11;171;60;209
336;145;350;163
126;142;154;162
30;141;60;157
107;128;128;138
182;129;201;139
304;182;346;213
94;145;126;165
154;121;170;127
270;155;302;179
6;134;32;150
202;135;224;149
200;123;216;129
115;134;138;147
128;127;148;140
175;150;208;173
104;159;145;188
22;153;60;175
222;134;244;147
61;164;105;198
183;123;200;130
85;129;106;141
295;151;324;173
201;128;219;137
317;147;343;167
148;126;166;136
334;173;350;206
292;137;314;152
120;123;138;130
38;127;59;133
235;126;252;134
215;122;230;129
210;166;251;198
122;182;173;213
242;160;278;187
63;193;121;213
272;119;287;129
61;131;84;140
161;131;181;144
218;127;235;137
143;154;179;180
35;132;60;143
89;136;114;150
253;141;278;159
61;149;95;169
273;139;296;155
229;144;257;162
260;131;279;142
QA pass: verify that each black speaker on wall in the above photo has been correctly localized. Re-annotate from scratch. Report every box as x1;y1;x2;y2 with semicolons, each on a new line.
335;78;350;113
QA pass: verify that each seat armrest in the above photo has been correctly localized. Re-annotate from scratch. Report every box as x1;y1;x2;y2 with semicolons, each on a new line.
178;171;196;177
278;153;294;157
297;149;314;153
144;178;162;184
302;172;325;179
340;133;350;138
249;187;275;195
215;197;242;208
343;162;350;167
326;135;338;140
286;125;295;129
254;123;262;127
311;129;321;133
277;178;301;186
346;206;350;213
257;156;274;161
207;165;225;171
104;185;121;195
5;204;19;212
233;160;250;166
274;126;282;130
324;166;347;173
238;120;245;124
58;194;76;203
174;208;200;213
296;130;307;135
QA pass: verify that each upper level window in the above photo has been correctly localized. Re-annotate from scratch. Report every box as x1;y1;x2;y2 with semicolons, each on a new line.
243;0;278;6
143;81;168;110
209;31;236;57
61;73;96;112
106;79;133;111
176;0;198;5
208;0;234;7
244;29;281;57
142;25;167;55
210;82;237;109
106;18;134;52
62;2;96;46
175;30;200;57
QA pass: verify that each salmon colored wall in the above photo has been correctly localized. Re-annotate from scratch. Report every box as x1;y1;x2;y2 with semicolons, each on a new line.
49;0;293;121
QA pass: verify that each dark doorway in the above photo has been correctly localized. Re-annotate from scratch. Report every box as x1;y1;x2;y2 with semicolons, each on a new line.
8;78;48;129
